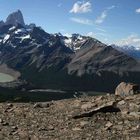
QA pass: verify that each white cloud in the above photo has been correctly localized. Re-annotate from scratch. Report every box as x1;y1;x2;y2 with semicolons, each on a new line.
70;1;92;14
86;32;96;37
86;32;108;38
63;33;72;37
107;5;116;10
136;8;140;13
70;17;93;25
116;34;140;48
96;32;107;37
70;5;115;25
95;11;107;24
95;5;116;24
96;27;106;32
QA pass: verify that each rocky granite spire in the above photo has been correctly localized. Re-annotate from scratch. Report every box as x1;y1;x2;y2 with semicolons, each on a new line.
5;10;25;26
0;20;4;27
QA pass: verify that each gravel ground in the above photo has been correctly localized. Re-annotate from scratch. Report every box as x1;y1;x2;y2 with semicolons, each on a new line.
0;94;139;140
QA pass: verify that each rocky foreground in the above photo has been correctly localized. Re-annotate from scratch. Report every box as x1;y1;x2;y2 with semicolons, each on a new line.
0;93;139;140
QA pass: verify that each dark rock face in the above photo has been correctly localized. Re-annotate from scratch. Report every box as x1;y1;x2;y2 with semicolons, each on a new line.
0;21;4;28
5;10;25;26
67;40;138;76
115;82;139;97
0;24;73;69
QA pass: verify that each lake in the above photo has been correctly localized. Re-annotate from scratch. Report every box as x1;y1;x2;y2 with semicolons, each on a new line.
0;73;15;83
0;87;107;102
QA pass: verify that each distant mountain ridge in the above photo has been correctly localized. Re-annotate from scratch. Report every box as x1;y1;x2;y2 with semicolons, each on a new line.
112;44;140;59
0;10;140;92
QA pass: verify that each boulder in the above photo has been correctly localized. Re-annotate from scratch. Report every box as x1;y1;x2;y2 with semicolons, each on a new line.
115;82;139;97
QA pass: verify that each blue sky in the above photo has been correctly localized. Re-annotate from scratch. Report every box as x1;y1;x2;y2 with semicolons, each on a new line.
0;0;140;46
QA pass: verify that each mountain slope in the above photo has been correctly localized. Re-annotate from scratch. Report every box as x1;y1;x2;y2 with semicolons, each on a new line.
0;25;73;70
0;10;140;92
68;39;138;76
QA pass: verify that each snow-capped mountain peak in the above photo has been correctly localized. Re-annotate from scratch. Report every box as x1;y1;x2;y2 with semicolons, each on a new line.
112;44;140;59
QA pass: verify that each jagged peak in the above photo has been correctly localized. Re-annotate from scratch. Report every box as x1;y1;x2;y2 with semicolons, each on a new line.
0;20;5;27
5;9;25;27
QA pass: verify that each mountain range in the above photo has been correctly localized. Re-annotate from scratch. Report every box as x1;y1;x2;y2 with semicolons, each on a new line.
112;44;140;60
0;10;140;92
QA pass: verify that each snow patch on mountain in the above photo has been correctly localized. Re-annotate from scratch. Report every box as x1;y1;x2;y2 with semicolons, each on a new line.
9;26;16;31
64;38;72;47
15;28;26;34
62;34;88;51
3;34;10;43
22;34;30;39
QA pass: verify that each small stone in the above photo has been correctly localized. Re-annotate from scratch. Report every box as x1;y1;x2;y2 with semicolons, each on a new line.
80;121;89;127
4;104;14;112
95;96;103;101
33;102;53;108
118;121;123;125
2;122;9;126
104;122;113;130
129;112;140;118
81;102;93;110
38;127;48;131
136;125;140;129
0;119;3;123
105;122;113;128
132;126;139;131
107;93;110;96
11;126;18;130
115;125;123;130
48;125;54;131
72;127;82;131
117;100;125;105
33;103;42;108
121;111;129;115
12;131;18;135
7;103;13;108
6;108;14;112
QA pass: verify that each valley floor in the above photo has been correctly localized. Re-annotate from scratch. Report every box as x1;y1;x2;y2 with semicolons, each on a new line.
0;94;139;140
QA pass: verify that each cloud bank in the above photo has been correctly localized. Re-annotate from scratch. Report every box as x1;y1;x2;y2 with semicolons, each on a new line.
70;1;92;14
